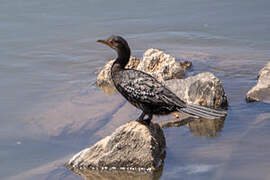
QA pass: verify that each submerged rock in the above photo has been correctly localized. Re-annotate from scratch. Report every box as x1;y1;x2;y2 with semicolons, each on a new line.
246;62;270;103
66;121;166;172
96;48;191;93
165;72;228;109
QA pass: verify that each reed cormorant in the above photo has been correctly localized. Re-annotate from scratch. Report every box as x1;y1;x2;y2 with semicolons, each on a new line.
97;35;226;125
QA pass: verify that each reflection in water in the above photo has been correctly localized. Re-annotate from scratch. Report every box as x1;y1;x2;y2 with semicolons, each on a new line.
97;82;117;95
187;118;225;137
69;162;164;180
160;116;225;137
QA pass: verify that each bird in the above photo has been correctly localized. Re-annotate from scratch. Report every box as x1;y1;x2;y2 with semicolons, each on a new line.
97;35;227;125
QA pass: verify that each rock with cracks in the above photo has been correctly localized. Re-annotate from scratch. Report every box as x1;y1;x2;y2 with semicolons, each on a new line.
137;48;191;82
165;72;228;109
66;121;166;172
96;48;191;93
246;62;270;103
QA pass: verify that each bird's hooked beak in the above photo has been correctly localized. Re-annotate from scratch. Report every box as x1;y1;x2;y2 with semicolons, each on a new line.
96;39;113;48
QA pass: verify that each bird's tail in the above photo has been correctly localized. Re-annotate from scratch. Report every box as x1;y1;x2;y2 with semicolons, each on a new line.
178;104;227;119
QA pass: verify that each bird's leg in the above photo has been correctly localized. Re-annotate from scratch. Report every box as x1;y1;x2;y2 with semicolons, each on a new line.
136;112;152;125
136;112;146;122
144;114;153;125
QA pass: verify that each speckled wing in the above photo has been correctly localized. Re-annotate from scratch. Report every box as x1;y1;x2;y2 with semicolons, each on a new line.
114;69;186;107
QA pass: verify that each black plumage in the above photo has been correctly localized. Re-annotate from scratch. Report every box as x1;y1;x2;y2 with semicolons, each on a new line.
97;35;226;125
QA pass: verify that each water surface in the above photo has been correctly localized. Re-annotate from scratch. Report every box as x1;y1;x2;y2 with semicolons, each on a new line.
1;0;270;179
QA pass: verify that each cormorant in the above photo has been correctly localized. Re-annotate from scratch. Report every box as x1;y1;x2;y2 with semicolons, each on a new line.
97;35;226;125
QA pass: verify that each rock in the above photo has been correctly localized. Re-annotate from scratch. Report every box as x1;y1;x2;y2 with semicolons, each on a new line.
246;62;270;103
165;72;228;109
137;48;190;82
96;49;191;93
66;121;166;172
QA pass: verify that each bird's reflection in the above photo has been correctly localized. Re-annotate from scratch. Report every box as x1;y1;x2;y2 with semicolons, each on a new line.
160;116;226;137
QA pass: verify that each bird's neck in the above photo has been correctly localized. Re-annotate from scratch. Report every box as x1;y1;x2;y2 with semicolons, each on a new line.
111;48;130;72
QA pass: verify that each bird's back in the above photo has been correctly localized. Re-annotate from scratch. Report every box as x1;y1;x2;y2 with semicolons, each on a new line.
111;68;187;114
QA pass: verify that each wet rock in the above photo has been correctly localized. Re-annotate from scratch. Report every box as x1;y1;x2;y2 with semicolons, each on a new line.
165;72;228;109
69;167;163;180
246;62;270;103
66;121;166;172
96;49;191;93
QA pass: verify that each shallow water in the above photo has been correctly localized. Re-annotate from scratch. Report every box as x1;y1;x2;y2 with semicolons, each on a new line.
1;0;270;179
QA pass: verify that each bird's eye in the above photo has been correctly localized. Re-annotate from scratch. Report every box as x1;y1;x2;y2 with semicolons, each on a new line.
110;40;114;45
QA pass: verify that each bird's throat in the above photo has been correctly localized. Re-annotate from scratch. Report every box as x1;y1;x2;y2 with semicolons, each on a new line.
111;48;130;71
111;45;131;79
111;57;128;75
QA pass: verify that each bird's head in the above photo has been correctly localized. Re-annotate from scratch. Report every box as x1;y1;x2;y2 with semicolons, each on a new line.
97;35;130;59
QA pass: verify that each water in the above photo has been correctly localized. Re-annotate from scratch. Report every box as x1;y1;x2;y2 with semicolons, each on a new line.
1;0;270;179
